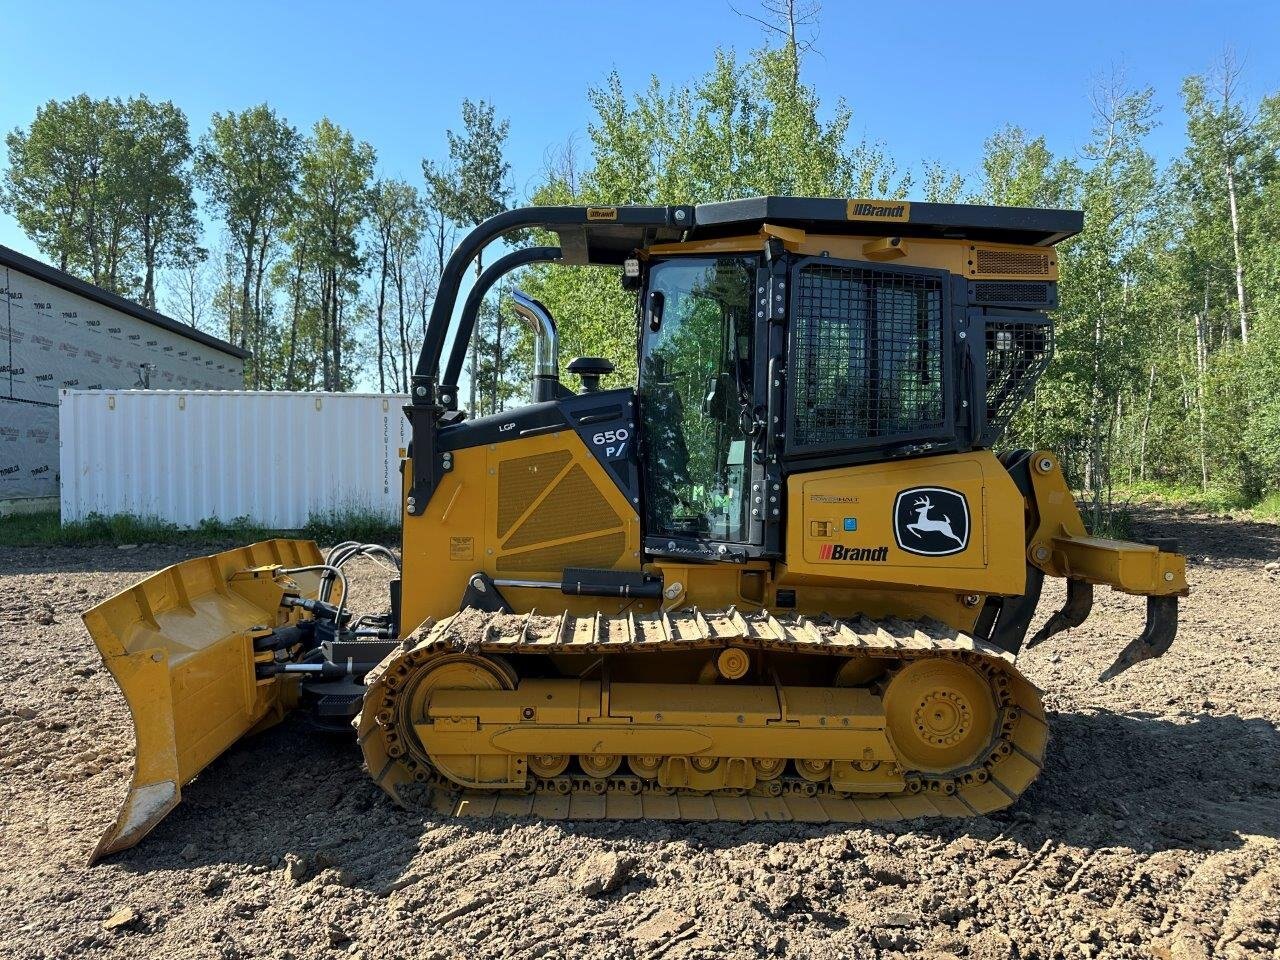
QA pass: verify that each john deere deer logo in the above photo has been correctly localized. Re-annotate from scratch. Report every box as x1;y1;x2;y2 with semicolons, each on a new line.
893;487;970;557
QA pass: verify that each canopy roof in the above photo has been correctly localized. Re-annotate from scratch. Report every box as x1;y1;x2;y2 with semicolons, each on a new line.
538;197;1082;265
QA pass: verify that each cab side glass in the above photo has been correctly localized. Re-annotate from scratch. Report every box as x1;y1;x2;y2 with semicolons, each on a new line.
638;257;756;543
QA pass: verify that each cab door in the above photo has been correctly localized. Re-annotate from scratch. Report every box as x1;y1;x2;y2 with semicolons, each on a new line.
637;255;767;561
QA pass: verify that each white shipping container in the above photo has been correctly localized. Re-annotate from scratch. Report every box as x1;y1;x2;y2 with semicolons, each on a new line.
59;390;409;528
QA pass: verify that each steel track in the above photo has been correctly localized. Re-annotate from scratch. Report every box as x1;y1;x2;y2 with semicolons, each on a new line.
356;607;1048;823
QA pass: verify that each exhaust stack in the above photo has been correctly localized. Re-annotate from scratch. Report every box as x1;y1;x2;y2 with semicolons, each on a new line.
511;289;559;402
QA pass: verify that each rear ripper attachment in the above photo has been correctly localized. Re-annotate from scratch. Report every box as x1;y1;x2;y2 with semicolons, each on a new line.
355;609;1048;822
1011;451;1189;681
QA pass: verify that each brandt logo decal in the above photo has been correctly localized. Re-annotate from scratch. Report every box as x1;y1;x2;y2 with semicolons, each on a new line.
846;199;911;222
893;487;970;557
819;544;888;562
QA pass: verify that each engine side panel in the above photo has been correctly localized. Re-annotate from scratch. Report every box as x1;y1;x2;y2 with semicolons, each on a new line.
399;427;644;637
783;450;1026;596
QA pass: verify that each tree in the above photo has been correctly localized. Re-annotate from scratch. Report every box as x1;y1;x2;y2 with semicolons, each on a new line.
974;125;1070;208
369;179;425;392
730;0;822;93
920;160;965;202
1177;54;1265;345
122;96;200;308
1016;79;1160;524
292;119;376;391
520;35;904;388
423;99;512;414
4;95;200;304
196;105;302;382
4;95;200;302
402;253;437;390
3;95;126;282
161;248;211;331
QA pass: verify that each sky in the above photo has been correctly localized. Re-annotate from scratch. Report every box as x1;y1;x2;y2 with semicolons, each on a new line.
1;0;1276;264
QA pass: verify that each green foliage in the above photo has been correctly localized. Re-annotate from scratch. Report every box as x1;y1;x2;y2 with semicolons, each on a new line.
423;100;512;231
0;510;398;548
369;178;428;392
580;46;904;206
3;94;199;306
1252;490;1280;520
0;511;183;546
4;15;1280;528
0;510;63;545
422;99;513;415
988;70;1280;518
300;511;399;546
522;40;906;382
1049;62;1280;509
195;104;301;380
1088;502;1135;540
1114;480;1254;514
289;119;377;391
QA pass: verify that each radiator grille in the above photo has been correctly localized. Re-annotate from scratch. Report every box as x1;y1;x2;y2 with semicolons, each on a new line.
497;450;572;537
970;280;1055;308
985;317;1052;439
503;463;621;549
790;263;945;449
973;248;1052;277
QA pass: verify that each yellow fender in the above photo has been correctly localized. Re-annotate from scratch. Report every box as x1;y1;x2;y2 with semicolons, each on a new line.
82;539;325;863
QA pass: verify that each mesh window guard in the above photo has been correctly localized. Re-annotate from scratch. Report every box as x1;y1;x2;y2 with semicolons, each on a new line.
984;316;1052;441
790;262;946;451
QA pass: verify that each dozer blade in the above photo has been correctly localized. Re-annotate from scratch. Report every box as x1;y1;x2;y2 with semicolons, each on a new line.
82;539;325;864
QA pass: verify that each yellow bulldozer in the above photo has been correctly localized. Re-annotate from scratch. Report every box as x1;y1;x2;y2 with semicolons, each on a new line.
83;197;1188;863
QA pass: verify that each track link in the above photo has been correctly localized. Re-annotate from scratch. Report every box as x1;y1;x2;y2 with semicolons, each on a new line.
356;607;1048;824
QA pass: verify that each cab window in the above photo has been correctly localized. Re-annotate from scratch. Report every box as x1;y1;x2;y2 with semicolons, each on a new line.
638;257;756;543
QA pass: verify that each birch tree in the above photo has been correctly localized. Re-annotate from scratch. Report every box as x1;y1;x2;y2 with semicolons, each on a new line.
292;119;375;391
423;99;512;415
369;179;425;392
196;105;301;382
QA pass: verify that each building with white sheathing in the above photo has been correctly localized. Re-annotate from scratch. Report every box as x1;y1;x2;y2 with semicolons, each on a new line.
1;244;246;507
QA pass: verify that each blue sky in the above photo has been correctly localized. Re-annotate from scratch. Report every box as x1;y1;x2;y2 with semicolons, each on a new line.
1;0;1277;261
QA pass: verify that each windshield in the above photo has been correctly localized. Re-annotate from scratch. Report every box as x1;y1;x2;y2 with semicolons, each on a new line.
638;257;756;543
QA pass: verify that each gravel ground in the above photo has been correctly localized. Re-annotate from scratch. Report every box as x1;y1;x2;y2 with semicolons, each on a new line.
2;508;1278;960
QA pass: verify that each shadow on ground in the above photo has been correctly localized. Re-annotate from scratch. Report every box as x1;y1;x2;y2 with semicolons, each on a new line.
97;707;1280;895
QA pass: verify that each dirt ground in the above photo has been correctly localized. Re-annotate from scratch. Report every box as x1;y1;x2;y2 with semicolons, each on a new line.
1;508;1278;960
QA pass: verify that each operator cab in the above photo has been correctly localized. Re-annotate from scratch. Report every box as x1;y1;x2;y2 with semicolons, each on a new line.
411;198;1075;566
633;248;974;563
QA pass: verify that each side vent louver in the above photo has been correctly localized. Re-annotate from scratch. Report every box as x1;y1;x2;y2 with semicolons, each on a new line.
969;280;1058;310
495;455;625;573
969;247;1054;278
